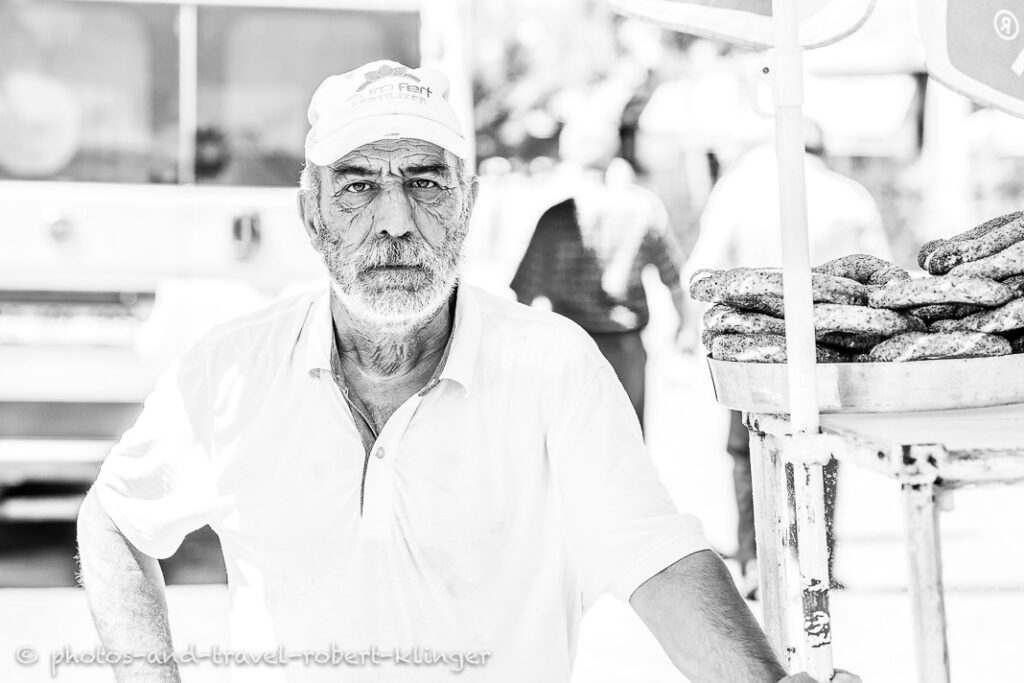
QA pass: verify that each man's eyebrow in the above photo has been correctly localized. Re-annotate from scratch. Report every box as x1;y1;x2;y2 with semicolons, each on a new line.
329;165;378;178
402;164;450;177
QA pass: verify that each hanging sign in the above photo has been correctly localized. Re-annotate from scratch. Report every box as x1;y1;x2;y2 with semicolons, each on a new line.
917;0;1024;118
600;0;875;50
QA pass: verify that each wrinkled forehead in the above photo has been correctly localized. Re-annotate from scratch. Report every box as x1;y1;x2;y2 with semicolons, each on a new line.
328;138;455;177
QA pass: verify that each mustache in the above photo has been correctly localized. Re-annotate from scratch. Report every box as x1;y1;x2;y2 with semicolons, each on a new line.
354;236;437;270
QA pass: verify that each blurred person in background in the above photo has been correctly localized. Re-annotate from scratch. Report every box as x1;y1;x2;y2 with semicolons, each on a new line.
684;121;892;599
76;58;860;683
509;116;688;431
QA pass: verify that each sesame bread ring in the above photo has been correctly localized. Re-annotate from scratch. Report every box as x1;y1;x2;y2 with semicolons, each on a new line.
868;276;1015;309
1007;330;1024;353
689;268;867;306
867;331;1011;362
916;213;1020;269
918;240;945;270
947;241;1024;281
909;303;987;324
725;295;787;318
812;303;925;335
813;254;910;287
701;328;721;350
958;212;1021;241
815;331;887;352
703;304;787;336
1003;274;1024;297
710;334;849;363
924;212;1024;274
930;298;1024;334
704;302;920;345
689;268;722;288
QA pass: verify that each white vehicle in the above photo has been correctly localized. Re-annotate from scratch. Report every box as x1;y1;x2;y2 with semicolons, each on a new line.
0;0;470;519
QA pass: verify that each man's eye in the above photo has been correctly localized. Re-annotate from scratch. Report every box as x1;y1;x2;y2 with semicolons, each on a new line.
343;182;372;193
408;179;438;190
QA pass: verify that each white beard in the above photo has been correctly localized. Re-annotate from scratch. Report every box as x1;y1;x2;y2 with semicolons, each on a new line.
330;264;458;329
316;211;468;330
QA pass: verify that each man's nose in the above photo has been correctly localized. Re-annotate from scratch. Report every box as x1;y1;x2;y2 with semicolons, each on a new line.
373;186;415;238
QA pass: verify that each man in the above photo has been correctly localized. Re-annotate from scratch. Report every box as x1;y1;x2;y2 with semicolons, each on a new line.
510;117;688;429
77;60;858;683
686;125;893;598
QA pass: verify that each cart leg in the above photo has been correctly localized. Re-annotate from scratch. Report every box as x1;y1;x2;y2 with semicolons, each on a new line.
792;461;834;675
749;429;797;669
903;480;951;683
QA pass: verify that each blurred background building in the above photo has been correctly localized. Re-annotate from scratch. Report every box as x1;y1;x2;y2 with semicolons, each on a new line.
0;0;449;586
3;0;1024;680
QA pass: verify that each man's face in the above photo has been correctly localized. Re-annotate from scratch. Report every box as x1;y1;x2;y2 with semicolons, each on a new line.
302;138;474;326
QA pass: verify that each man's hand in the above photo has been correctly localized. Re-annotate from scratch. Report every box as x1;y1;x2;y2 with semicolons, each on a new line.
780;670;863;683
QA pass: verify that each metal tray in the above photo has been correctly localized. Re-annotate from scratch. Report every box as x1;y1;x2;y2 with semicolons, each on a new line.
707;354;1024;414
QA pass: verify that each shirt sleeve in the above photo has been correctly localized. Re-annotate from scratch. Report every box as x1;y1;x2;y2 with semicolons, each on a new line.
93;345;216;559
549;359;709;606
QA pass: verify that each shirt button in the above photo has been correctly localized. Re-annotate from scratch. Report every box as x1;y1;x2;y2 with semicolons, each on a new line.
375;447;386;459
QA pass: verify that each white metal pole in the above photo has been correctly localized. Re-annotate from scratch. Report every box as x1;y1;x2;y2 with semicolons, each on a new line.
770;0;833;680
771;1;818;436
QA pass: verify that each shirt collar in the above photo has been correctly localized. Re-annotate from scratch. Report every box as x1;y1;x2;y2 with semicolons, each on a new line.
298;282;480;396
435;284;481;395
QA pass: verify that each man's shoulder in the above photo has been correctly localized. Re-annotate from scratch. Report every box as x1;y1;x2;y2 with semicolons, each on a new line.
536;197;578;228
194;287;323;358
467;285;605;366
470;285;579;332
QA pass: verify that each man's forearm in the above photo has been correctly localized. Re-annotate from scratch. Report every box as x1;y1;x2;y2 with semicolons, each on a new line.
630;549;788;683
77;489;180;682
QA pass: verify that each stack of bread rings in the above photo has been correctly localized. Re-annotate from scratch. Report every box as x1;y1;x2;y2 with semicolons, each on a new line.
692;210;1024;363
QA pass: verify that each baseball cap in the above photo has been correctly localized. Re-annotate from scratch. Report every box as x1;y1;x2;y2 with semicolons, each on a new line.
304;60;469;166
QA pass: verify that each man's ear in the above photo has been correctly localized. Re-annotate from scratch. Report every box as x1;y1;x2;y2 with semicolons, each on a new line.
297;191;319;245
468;175;480;213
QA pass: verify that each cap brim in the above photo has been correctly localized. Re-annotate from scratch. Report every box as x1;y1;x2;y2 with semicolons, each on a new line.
306;113;470;166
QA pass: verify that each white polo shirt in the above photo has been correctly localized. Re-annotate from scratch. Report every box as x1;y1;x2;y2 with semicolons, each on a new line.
95;283;708;682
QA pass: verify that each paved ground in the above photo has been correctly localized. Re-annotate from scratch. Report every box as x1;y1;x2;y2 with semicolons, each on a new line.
2;286;1023;682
